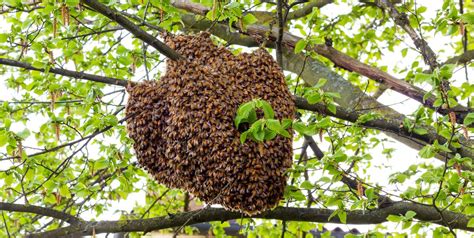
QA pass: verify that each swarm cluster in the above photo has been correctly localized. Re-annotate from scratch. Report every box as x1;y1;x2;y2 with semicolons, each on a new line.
126;32;295;214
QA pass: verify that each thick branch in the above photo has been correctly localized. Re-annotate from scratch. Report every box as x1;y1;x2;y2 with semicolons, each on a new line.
3;55;471;159
422;50;474;74
27;203;473;237
81;0;184;60
287;0;333;20
295;96;474;161
171;0;332;26
179;14;399;116
374;0;438;70
0;58;128;87
178;14;473;161
438;50;474;70
171;0;209;15
171;1;471;122
2;35;472;161
0;202;82;225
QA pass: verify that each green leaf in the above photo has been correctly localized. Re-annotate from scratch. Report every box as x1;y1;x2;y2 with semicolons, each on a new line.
315;78;327;88
278;129;291;138
306;93;322;104
293;121;307;135
66;0;80;6
0;131;8;147
318;117;331;128
439;64;455;79
4;118;11;130
324;92;340;99
281;119;293;129
413;127;428;135
104;115;118;126
387;215;403;222
264;130;277;140
237;101;255;118
300;181;314;190
402;221;412;229
464;113;474;126
286;188;306;201
468;218;474;228
419;145;435;158
116;45;128;55
94;158;109;170
423;90;434;103
259;100;275;119
433;98;443;107
461;12;474;25
401;48;408;57
327;103;337;114
405;210;416;219
59;184;72;198
433;140;451;153
235;100;258;127
248;110;258;124
266;119;282;132
337;211;347;224
205;9;217;20
417;6;427;13
0;33;8;43
333;150;347;162
414;73;433;83
250;119;264;131
16;129;30;140
290;189;306;201
411;223;422;233
396;173;407;183
294;39;308;54
240;131;249;144
365;188;374;201
242;13;257;25
234;115;245;127
252;128;265;142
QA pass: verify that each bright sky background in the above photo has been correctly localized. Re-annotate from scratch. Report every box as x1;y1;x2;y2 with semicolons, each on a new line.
0;0;473;237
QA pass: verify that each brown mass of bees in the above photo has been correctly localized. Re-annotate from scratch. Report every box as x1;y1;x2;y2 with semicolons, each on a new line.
126;32;295;214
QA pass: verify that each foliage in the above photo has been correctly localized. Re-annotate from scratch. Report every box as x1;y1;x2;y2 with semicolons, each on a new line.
0;0;473;237
234;98;291;143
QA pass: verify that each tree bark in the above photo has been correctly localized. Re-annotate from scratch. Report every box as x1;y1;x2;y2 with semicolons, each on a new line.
26;204;474;237
172;0;472;123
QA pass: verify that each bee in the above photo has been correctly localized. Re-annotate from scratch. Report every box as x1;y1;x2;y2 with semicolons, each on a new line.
125;32;295;215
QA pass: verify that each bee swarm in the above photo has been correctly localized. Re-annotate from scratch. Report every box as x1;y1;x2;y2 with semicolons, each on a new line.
126;32;295;215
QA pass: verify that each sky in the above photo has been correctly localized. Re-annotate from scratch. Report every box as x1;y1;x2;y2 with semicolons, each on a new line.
0;0;473;237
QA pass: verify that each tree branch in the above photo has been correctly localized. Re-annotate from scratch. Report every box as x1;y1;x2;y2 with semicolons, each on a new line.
303;136;396;208
176;14;473;161
438;50;474;70
1;107;125;162
374;0;438;70
295;96;474;161
0;58;128;87
1;9;471;161
170;0;472;123
1;46;472;162
276;0;284;65
171;0;209;16
81;0;184;61
286;0;333;20
0;202;83;226
27;203;474;237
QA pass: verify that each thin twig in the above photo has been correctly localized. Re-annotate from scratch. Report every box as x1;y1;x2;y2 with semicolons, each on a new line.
1;212;11;238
